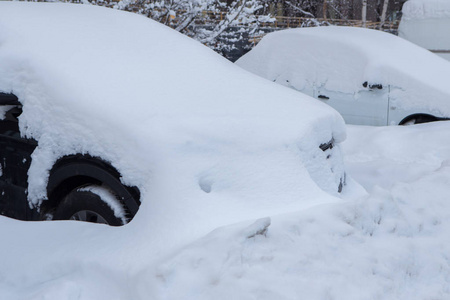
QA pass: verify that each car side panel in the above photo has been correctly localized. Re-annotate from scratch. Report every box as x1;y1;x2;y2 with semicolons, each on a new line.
316;87;389;126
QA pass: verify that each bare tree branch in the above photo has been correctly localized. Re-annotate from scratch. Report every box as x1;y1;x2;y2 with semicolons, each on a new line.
378;0;389;29
285;1;315;18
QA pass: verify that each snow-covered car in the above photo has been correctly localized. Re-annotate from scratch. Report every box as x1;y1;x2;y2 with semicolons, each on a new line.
236;26;450;126
0;2;346;226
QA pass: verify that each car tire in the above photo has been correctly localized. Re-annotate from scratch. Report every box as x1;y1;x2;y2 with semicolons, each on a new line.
53;185;127;226
401;118;417;125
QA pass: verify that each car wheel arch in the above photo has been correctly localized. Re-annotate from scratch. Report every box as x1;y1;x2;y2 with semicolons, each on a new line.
41;154;140;221
399;113;439;125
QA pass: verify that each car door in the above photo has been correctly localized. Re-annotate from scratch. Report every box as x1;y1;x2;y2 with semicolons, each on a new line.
0;95;37;220
315;84;389;126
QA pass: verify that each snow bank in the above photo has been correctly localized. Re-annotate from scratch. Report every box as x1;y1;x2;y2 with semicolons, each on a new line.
236;26;450;117
343;122;450;191
147;121;450;300
4;121;450;299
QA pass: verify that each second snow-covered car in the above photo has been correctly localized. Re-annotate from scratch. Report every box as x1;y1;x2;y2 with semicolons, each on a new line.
0;2;346;226
236;27;450;126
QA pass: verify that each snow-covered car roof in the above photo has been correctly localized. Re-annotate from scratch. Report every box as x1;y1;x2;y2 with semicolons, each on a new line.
236;26;450;117
0;2;345;231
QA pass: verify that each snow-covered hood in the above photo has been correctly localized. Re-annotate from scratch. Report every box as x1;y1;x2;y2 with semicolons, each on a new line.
236;26;450;117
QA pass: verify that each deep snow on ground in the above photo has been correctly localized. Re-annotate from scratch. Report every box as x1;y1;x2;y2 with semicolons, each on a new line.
146;122;450;300
344;122;450;192
2;122;450;299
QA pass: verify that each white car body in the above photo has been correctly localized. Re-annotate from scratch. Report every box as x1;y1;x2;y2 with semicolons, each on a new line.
236;26;450;126
399;0;450;62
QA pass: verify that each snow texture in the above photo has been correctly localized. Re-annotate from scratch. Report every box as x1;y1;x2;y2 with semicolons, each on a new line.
1;3;449;300
0;2;346;209
399;0;450;61
0;3;349;296
401;0;450;20
147;122;450;300
236;26;450;118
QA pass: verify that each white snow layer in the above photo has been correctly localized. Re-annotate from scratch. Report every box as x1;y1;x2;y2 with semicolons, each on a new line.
0;0;346;211
0;121;446;299
147;121;450;300
399;0;450;60
0;3;350;299
236;26;450;117
401;0;450;20
1;2;449;300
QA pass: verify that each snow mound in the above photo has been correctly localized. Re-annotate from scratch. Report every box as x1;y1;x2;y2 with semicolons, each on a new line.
343;122;450;191
150;171;450;300
148;122;450;300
